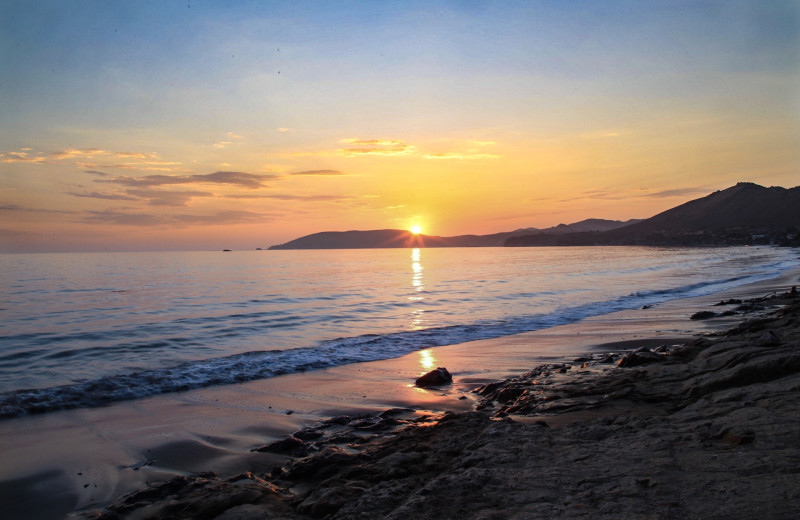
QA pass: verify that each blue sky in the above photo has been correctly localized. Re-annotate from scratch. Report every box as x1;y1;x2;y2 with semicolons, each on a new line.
1;1;798;251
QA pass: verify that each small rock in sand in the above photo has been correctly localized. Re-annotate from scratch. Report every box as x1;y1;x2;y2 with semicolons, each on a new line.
691;310;717;320
415;367;453;387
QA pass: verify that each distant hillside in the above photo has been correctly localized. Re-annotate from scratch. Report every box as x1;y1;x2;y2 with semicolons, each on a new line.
268;219;637;250
535;218;642;235
269;183;799;250
506;183;800;247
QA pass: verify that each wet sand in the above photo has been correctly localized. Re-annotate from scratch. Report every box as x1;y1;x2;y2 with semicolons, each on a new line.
1;267;798;519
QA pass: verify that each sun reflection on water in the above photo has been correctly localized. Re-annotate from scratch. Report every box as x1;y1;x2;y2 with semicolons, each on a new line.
409;248;424;329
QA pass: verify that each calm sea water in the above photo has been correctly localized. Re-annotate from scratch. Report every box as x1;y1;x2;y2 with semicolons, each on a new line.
1;246;797;417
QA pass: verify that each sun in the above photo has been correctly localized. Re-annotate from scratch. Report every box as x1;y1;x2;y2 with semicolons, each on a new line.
410;225;422;235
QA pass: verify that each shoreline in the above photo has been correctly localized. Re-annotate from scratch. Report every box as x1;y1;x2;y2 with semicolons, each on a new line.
81;278;800;519
1;266;799;519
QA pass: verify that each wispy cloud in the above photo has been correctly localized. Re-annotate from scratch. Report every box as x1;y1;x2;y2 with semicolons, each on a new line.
225;193;349;202
338;138;415;157
423;140;501;160
422;152;500;160
561;186;710;203
68;191;138;201
125;189;213;206
173;211;267;225
83;209;268;227
262;194;348;201
639;187;710;198
0;203;73;214
298;138;501;160
1;150;48;163
83;210;167;227
212;132;243;149
98;171;275;189
557;189;628;203
1;147;186;173
50;148;160;160
290;169;345;176
77;160;185;172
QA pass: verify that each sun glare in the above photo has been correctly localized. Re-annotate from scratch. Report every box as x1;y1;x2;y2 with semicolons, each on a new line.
410;225;422;235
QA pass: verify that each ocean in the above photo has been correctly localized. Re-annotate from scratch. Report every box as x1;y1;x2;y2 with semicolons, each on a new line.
1;246;797;417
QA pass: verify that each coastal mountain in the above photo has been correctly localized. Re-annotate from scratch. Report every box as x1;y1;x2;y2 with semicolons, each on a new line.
507;183;800;247
267;219;638;250
269;183;799;250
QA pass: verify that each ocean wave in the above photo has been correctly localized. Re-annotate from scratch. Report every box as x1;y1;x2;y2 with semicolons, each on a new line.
1;260;793;419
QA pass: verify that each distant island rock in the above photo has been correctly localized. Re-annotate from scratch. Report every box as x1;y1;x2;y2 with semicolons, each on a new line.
269;183;799;250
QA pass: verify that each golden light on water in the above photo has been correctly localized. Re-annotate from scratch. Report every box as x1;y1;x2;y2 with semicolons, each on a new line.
409;248;424;329
419;349;435;371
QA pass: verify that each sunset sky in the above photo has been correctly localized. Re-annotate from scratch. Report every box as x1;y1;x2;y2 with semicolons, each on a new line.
1;1;798;252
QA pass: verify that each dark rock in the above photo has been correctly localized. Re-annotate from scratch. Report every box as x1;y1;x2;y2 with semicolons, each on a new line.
378;407;414;418
691;310;717;320
293;429;323;441
284;446;360;481
415;367;453;387
214;503;285;520
494;386;526;403
298;485;366;516
735;303;765;313
756;330;782;346
254;435;309;456
326;415;351;425
714;298;742;306
617;350;664;367
474;381;504;396
723;431;755;445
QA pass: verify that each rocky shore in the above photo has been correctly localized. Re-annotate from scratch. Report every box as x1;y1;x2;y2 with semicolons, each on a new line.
81;291;800;520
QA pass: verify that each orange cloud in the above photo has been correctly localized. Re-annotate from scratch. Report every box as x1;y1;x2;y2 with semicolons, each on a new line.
83;209;269;227
290;169;345;176
1;150;48;163
68;191;138;201
125;189;213;206
338;138;415;156
422;152;500;160
50;148;160;160
77;160;185;172
97;171;276;189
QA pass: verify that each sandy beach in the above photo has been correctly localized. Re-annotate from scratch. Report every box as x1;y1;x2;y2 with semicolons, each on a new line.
1;267;799;519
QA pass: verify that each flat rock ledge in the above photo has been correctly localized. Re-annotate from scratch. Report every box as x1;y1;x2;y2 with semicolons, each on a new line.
81;296;800;520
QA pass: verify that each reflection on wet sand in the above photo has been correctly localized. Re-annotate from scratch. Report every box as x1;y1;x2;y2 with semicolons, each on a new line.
418;348;435;371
